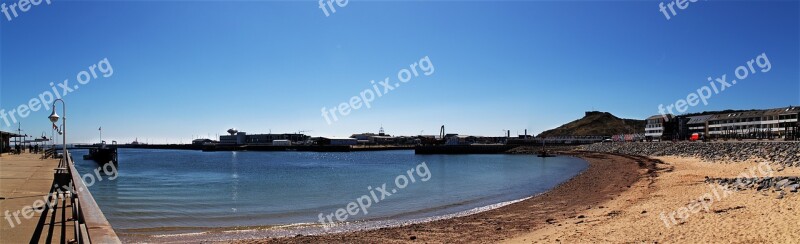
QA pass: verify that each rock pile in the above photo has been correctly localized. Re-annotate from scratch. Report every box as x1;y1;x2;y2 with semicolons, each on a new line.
580;141;800;167
706;176;800;193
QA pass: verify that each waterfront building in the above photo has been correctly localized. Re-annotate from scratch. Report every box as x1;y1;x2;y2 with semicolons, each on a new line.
272;140;291;146
653;106;799;141
677;115;713;140
645;114;675;141
707;110;767;138
316;137;357;146
350;127;397;145
702;106;798;140
219;129;310;145
191;138;217;145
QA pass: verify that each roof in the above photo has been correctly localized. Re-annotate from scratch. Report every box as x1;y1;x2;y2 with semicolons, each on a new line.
320;137;357;140
763;106;799;116
709;108;795;120
647;114;673;120
686;115;713;124
0;131;23;137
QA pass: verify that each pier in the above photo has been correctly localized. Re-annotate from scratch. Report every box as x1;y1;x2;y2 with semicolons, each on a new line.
0;152;120;243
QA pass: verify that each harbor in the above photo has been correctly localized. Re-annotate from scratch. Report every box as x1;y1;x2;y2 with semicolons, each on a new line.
1;1;798;243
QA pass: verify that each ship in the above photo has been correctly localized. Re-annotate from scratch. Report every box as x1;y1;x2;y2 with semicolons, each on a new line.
83;141;118;165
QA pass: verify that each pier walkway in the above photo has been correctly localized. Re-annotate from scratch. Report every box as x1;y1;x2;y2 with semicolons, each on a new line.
0;152;119;243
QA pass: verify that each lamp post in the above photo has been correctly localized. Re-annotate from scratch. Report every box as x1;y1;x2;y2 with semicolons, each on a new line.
15;123;22;154
48;99;66;162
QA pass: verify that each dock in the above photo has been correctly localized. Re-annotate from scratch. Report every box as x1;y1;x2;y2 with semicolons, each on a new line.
0;152;120;243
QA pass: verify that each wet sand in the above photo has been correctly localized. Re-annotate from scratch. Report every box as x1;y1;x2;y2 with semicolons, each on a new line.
235;152;655;243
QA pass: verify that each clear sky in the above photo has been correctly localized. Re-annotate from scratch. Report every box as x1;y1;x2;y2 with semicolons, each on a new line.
1;0;798;143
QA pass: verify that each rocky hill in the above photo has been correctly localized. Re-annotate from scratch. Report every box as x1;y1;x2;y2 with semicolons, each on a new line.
537;111;645;137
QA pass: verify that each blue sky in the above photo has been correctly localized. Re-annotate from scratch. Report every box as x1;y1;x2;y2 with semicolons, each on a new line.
1;0;798;143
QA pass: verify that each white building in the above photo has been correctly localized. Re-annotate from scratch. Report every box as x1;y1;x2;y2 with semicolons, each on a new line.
645;114;673;140
707;106;799;139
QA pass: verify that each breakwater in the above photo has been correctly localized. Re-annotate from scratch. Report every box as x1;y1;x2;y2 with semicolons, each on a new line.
204;144;352;152
581;141;800;167
506;145;579;154
414;145;519;154
90;144;413;152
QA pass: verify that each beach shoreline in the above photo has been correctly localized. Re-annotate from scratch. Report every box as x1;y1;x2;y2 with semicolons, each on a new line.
504;155;800;243
230;151;655;243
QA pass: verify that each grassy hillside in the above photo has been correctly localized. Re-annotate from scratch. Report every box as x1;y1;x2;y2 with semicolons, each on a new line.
537;111;645;137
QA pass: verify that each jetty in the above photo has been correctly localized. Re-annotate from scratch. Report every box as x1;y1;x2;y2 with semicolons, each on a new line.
0;151;120;243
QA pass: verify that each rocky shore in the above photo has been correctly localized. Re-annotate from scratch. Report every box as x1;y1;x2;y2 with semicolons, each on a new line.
580;141;800;167
706;176;800;195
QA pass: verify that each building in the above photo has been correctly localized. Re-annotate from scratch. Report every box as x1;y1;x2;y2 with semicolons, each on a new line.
191;138;217;146
656;106;800;141
272;140;291;146
350;127;397;145
677;115;713;140
707;110;766;139
245;133;308;145
219;129;310;145
704;106;799;140
315;137;357;146
0;130;22;154
220;132;247;145
645;114;675;141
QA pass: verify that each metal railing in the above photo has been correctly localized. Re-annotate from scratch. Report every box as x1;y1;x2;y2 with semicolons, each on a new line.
65;151;121;243
34;151;121;244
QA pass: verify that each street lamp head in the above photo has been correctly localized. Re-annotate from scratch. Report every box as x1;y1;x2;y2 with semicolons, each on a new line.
48;109;60;123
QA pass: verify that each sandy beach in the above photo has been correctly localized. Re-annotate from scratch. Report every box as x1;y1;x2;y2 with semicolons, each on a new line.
506;156;800;243
236;152;658;243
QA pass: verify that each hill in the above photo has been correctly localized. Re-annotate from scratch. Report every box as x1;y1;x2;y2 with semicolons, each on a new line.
537;111;645;137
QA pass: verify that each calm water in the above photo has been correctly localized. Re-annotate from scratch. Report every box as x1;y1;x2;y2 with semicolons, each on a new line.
73;149;586;237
